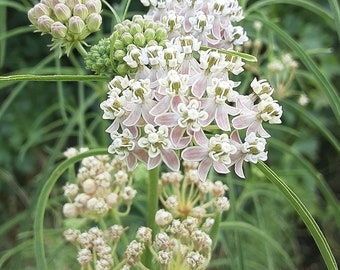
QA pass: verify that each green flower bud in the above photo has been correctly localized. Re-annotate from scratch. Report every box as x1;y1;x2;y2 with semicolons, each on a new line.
122;32;133;45
116;63;130;76
155;27;167;42
54;3;72;22
73;4;89;21
68;16;85;34
37;15;54;33
113;39;125;50
133;32;146;47
41;0;56;9
51;21;67;38
144;28;155;42
132;15;144;24
114;50;126;61
129;23;142;36
86;13;102;32
85;0;102;14
34;3;50;18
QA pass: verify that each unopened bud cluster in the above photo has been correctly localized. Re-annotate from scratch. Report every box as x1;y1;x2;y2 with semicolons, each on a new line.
62;148;137;220
159;161;230;221
28;0;102;55
64;213;214;269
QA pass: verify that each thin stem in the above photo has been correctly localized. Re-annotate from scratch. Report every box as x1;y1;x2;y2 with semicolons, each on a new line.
74;41;88;58
142;166;160;268
256;161;338;270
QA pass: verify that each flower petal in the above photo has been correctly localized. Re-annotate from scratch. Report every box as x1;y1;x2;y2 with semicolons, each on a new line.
123;105;142;126
155;113;178;126
213;161;230;174
148;155;161;170
150;96;170;116
182;146;208;161
161;149;180;171
198;158;212;182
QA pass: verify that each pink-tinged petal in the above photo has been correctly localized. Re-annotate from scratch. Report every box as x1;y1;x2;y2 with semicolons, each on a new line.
171;96;186;112
106;119;120;133
200;100;215;126
182;146;208;161
216;105;231;131
197;158;212;182
225;103;240;116
134;148;148;164
194;129;209;146
212;20;222;39
161;149;180;171
126;153;137;171
150;96;170;116
213;161;230;174
256;123;271;138
232;114;256;130
230;130;242;144
171;126;191;149
142;105;156;125
155;113;178;126
234;159;245;178
126;126;140;138
191;77;206;98
123;105;142;126
147;155;161;170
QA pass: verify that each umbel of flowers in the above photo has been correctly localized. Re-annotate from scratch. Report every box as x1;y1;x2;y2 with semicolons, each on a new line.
98;0;283;182
63;159;231;269
28;0;102;55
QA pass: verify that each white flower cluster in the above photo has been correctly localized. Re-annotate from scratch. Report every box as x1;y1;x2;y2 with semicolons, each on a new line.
62;149;137;220
141;0;248;48
27;0;102;55
101;1;282;181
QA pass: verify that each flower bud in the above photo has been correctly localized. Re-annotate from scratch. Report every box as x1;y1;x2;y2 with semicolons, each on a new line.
51;21;67;38
33;3;50;18
116;63;129;75
27;8;38;25
68;16;85;34
133;32;146;47
85;0;102;14
129;23;142;36
106;193;119;207
144;28;155;42
114;50;126;61
64;0;78;10
54;3;72;22
113;39;125;50
155;27;167;42
63;203;78;218
82;179;97;194
73;4;89;21
121;32;133;45
86;13;102;32
37;15;54;33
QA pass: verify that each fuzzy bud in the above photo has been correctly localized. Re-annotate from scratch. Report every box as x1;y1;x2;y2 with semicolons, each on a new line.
37;15;54;33
82;179;97;194
34;3;50;18
54;3;72;22
122;32;133;45
144;28;156;42
133;32;146;47
129;23;143;35
28;8;38;25
86;0;102;14
63;203;78;218
68;16;85;34
64;0;78;10
155;209;173;227
73;4;89;20
86;13;102;32
51;21;67;38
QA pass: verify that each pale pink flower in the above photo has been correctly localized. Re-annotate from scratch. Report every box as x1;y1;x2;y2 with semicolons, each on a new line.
230;130;268;178
202;77;240;131
182;133;237;181
155;98;209;149
108;128;148;171
138;124;180;171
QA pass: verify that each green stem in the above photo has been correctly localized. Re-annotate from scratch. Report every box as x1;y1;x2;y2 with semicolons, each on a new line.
34;148;108;270
74;41;88;58
143;166;160;268
0;74;108;82
256;161;338;270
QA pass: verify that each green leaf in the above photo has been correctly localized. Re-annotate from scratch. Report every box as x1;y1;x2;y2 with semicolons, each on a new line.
256;161;338;270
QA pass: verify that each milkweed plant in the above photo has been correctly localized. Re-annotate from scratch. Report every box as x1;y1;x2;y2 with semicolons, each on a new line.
5;0;336;269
